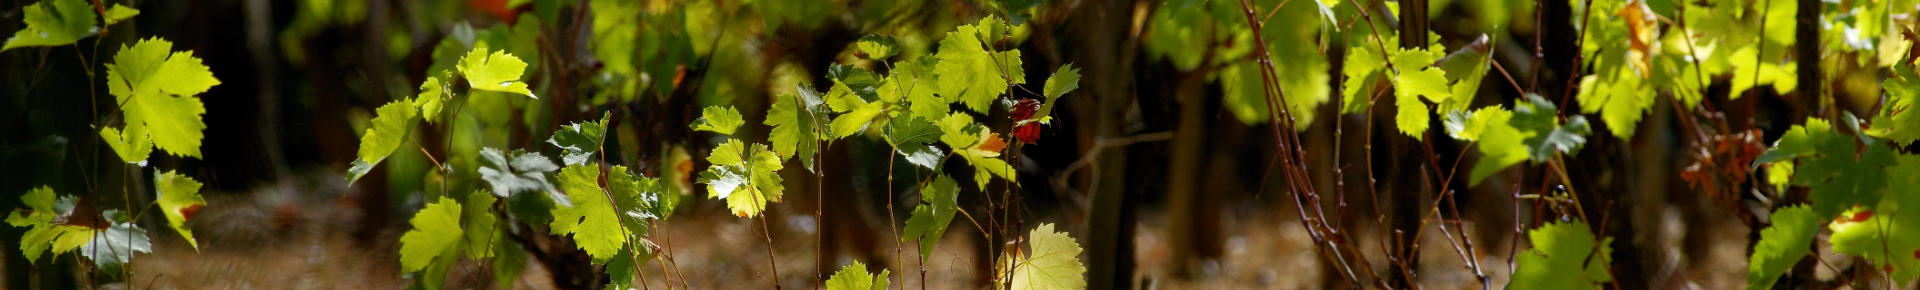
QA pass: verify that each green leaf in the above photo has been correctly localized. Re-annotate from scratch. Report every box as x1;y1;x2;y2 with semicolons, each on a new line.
2;0;96;51
691;106;745;135
1726;46;1797;100
1508;220;1613;289
551;164;627;263
8;186;95;262
347;97;418;185
106;37;220;158
1390;46;1451;140
154;170;206;250
767;91;826;170
477;148;566;207
1870;65;1920;145
102;4;140;26
1006;223;1086;290
98;123;152;165
828;64;884;104
902;175;959;260
1765;119;1897;218
1467;95;1591;186
1747;204;1817;290
884;113;944;170
698;140;786;217
1827;154;1920;282
416;76;449;123
1042;64;1080;101
1340;44;1387;114
827;91;884;139
857;34;899;60
457;43;536;98
940;113;1014;188
825;261;891;290
548;112;610;166
937;113;983;151
1443;106;1512;141
458;190;500;259
891;55;949;118
935;17;1024;112
80;221;150;274
399;196;464;273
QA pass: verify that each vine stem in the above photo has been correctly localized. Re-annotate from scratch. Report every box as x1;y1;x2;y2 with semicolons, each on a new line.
759;214;782;289
885;151;903;290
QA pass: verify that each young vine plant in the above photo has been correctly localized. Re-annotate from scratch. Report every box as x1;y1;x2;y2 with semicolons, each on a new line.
5;0;215;283
350;11;1090;289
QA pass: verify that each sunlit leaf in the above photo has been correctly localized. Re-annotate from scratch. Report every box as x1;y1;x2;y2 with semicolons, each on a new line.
457;43;537;98
1747;204;1817;290
1509;220;1612;289
691;106;746;135
826;261;892;290
399;196;464;273
106;37;220;158
2;0;96;51
1005;223;1086;290
154;170;205;250
348;98;417;185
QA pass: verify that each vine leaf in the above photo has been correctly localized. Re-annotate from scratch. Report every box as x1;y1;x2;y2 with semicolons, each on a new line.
549;112;611;166
1042;63;1080;100
1443;106;1511;142
902;175;959;260
80;221;150;275
106;37;220;158
98;123;152;166
415;75;449;123
1726;46;1797;100
884;112;944;170
1340;40;1387;114
1508;220;1613;289
1005;223;1086;290
691;105;745;135
1825;154;1920;282
347;98;419;185
698;140;786;217
1012;64;1080;144
827;89;884;139
551;164;626;263
893;55;948;119
1747;204;1818;290
768;90;826;170
935;16;1025;112
1389;46;1451;140
825;261;892;290
461;190;499;259
457;43;537;98
1760;118;1896;219
938;113;1015;188
477;148;566;207
2;0;95;51
399;196;464;274
1870;65;1920;145
154;170;206;250
1465;95;1591;186
102;4;139;26
857;34;899;60
7;186;95;262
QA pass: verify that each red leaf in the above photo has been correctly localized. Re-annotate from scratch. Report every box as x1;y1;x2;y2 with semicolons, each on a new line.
1009;99;1043;144
1009;99;1040;121
1013;123;1041;144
